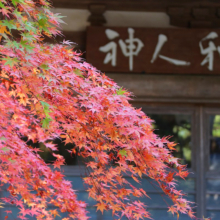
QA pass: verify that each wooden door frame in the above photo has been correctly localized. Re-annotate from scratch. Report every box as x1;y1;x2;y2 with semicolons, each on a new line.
132;102;220;219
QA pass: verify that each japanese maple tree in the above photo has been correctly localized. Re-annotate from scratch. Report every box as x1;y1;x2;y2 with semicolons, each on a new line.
0;0;195;219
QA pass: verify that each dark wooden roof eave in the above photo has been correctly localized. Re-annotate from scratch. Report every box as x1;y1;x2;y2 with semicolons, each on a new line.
51;0;220;12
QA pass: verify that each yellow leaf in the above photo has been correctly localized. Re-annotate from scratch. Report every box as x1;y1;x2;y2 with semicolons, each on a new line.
0;25;10;35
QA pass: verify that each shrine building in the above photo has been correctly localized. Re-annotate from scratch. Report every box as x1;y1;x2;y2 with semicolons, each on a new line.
4;1;219;220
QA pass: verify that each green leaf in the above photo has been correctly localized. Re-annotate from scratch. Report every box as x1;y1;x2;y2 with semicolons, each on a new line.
24;44;35;52
38;18;47;28
116;87;126;96
40;64;49;70
0;2;5;8
40;101;53;128
2;147;10;152
23;21;36;32
40;101;50;111
8;158;15;163
20;40;34;52
12;41;20;49
21;32;35;41
74;69;84;78
2;57;19;67
4;40;20;50
38;74;46;79
0;136;6;141
41;116;52;129
3;20;16;30
119;149;127;157
11;0;24;6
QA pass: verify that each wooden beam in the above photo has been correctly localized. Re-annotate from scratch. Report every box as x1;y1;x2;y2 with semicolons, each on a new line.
51;0;220;27
107;73;220;103
52;0;220;12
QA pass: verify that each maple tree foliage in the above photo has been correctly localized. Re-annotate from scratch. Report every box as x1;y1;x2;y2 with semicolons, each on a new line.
0;0;195;219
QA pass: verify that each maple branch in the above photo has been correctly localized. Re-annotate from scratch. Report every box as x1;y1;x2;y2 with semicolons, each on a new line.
0;76;16;84
67;86;83;96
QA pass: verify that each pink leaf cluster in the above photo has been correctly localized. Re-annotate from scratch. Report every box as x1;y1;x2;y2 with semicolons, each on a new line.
0;0;195;219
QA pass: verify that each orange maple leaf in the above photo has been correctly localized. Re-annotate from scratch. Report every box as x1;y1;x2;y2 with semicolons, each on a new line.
96;202;106;214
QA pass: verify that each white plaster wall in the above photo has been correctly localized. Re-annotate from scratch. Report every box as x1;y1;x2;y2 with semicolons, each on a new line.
51;8;90;31
105;11;173;28
51;8;173;31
